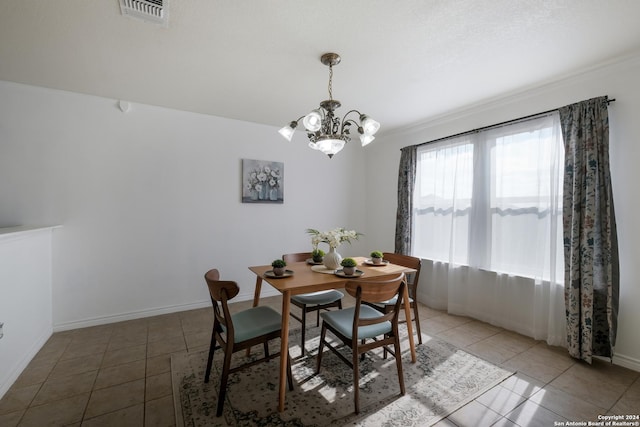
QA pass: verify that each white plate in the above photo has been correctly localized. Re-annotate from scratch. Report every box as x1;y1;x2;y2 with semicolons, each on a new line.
264;269;294;278
364;259;389;266
334;269;364;278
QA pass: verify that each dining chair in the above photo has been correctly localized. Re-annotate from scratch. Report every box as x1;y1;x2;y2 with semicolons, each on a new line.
282;252;344;356
203;269;293;417
363;252;423;344
316;273;406;414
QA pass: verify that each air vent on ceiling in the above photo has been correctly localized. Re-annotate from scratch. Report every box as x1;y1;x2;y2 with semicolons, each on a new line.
119;0;168;26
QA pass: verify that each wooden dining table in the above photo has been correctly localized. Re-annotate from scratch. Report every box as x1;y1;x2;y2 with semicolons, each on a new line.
248;256;417;412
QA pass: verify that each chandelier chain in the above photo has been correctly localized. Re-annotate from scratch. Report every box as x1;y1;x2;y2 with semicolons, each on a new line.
328;64;333;101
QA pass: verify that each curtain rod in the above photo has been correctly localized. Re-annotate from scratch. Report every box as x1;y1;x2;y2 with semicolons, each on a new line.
415;97;616;148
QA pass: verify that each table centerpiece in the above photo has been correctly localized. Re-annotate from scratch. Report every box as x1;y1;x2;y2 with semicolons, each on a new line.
306;227;362;270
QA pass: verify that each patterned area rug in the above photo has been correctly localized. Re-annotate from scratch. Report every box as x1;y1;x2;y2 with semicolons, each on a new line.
171;326;513;426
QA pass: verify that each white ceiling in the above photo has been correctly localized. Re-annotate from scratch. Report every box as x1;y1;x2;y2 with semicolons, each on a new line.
1;1;640;134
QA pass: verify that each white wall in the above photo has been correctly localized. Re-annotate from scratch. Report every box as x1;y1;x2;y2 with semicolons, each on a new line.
0;81;370;330
365;52;640;371
0;227;54;398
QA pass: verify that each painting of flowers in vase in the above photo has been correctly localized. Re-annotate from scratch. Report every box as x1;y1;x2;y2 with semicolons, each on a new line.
242;159;284;204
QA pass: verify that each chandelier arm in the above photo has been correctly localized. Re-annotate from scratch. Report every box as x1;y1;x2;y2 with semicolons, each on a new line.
339;110;363;132
341;118;360;133
341;109;362;120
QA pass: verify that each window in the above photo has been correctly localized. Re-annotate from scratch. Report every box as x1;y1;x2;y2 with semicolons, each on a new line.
413;113;564;281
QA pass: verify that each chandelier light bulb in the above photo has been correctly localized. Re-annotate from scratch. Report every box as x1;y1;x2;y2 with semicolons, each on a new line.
303;110;322;132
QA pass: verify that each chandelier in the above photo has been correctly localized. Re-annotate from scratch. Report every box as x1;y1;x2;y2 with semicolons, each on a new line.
278;53;380;158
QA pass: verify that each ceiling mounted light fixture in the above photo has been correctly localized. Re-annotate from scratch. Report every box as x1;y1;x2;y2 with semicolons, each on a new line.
278;53;380;158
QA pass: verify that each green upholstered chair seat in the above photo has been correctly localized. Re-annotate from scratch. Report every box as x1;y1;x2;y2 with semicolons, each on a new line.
320;305;391;340
227;306;282;343
292;290;344;305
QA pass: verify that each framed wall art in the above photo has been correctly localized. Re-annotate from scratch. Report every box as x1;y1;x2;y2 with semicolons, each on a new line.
241;159;284;204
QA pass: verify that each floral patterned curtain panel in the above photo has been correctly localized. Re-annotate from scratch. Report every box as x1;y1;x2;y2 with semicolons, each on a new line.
395;145;416;255
560;96;619;363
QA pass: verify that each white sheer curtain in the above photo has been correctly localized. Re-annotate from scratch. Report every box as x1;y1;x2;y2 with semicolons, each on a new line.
414;113;566;346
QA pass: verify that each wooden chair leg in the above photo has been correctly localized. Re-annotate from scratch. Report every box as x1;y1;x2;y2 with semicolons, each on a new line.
316;324;327;374
263;341;269;358
286;352;294;391
204;330;216;383
300;305;307;356
216;350;233;417
383;336;388;359
353;347;360;414
394;334;405;396
412;303;423;344
316;308;320;327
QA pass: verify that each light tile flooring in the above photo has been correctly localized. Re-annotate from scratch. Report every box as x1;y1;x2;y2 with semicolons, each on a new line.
1;295;639;426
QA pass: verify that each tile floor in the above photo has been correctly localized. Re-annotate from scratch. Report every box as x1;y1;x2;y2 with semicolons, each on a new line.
1;295;638;426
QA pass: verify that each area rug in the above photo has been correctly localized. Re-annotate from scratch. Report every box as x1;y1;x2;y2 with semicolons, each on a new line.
172;326;513;426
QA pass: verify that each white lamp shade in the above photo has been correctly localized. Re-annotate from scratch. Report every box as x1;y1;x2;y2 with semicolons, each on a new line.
317;138;345;157
308;141;320;150
303;110;322;132
278;125;295;141
361;115;380;135
360;133;375;147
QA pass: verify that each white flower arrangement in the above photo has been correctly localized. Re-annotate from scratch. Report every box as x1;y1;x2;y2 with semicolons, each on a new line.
246;165;281;192
306;228;362;250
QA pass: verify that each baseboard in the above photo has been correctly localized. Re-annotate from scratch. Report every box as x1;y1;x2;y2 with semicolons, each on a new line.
611;352;640;372
53;300;211;332
52;289;283;332
0;326;52;400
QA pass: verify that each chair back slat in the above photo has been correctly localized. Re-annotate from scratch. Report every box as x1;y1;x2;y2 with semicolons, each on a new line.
382;252;422;297
381;253;420;270
345;273;405;303
205;269;240;301
204;269;239;337
347;273;406;333
282;252;311;263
